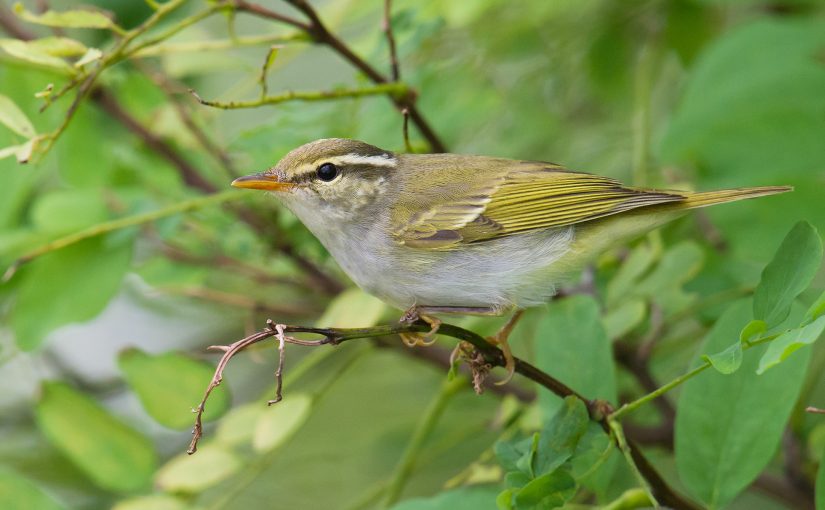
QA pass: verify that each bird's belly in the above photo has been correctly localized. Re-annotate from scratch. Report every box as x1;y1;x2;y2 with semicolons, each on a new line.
327;227;576;312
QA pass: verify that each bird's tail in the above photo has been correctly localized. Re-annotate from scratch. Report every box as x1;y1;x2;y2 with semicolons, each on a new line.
675;186;792;210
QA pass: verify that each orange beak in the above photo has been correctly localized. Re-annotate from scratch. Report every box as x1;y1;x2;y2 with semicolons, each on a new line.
231;173;294;192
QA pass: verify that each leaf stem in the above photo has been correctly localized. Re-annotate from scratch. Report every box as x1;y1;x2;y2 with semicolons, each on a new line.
609;418;659;507
610;332;781;421
382;375;467;507
3;190;243;281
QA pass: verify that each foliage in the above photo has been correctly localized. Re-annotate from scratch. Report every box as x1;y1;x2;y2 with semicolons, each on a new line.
0;1;824;510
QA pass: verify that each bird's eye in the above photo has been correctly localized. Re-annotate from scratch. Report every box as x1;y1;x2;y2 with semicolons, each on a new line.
316;163;338;182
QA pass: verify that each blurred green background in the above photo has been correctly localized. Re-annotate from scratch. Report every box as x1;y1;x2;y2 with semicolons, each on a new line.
1;0;824;509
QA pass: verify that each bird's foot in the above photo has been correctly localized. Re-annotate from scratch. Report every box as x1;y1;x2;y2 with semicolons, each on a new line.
486;310;524;385
399;306;441;347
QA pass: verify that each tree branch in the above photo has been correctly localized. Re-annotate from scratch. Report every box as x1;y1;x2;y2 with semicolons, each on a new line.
189;318;700;509
233;0;447;152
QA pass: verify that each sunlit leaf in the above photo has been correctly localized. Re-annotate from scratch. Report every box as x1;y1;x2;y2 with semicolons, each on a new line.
112;494;192;510
252;394;313;453
27;36;87;57
215;403;266;446
118;349;231;429
675;299;810;507
13;3;121;31
74;48;103;67
754;221;822;327
0;39;75;73
0;93;35;137
35;381;157;493
155;445;241;493
317;287;387;327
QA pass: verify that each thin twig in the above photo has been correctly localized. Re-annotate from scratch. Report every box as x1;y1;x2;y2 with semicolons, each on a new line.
189;82;409;109
382;0;400;82
234;0;447;152
401;107;412;153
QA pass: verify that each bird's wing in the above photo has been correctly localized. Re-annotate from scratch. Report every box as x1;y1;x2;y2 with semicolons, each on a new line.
393;162;685;249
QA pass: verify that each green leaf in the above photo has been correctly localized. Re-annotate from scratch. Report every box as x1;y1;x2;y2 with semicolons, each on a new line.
633;241;704;299
757;316;825;374
252;393;313;453
11;234;133;350
495;435;534;474
30;189;110;235
0;468;64;510
214;403;266;446
0;93;35;138
112;494;192;510
660;19;825;260
13;3;121;31
606;241;656;306
740;319;767;344
534;295;617;416
702;341;742;375
603;299;646;340
0;39;75;73
817;444;825;510
389;486;501;510
805;290;825;324
316;287;387;327
35;381;157;493
675;299;811;508
513;469;576;510
118;349;231;429
26;36;87;57
535;397;589;476
753;221;823;326
155;445;241;493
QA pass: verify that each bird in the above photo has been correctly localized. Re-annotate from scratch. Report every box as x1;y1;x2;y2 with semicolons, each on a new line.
231;138;790;378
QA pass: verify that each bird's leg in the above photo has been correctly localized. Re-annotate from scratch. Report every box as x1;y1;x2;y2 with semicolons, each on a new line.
398;306;498;347
398;305;442;347
487;310;524;385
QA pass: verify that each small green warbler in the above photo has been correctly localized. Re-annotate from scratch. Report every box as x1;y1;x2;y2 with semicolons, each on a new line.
232;138;789;376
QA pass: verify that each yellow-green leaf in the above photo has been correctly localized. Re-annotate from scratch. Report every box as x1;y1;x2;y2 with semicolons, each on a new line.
0;468;64;510
156;445;241;493
35;381;157;493
112;494;191;510
252;393;313;453
0;93;35;137
14;3;120;31
0;39;75;73
27;36;87;57
118;349;231;430
317;287;387;327
215;403;266;446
